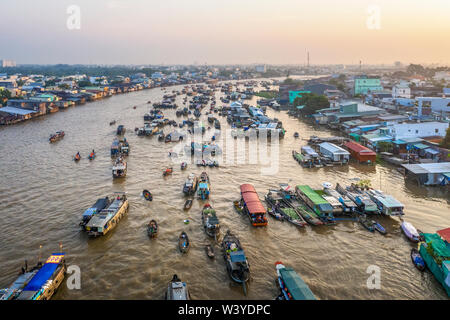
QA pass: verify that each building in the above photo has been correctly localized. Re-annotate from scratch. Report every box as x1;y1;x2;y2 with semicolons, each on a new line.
343;141;376;164
316;102;384;124
354;76;383;95
303;83;337;95
433;71;450;82
318;142;350;163
289;90;311;105
392;82;411;99
386;121;449;140
416;97;450;115
0;60;16;67
402;162;450;185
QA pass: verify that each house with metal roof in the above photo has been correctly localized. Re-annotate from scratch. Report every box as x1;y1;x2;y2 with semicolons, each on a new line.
402;162;450;185
318;142;350;163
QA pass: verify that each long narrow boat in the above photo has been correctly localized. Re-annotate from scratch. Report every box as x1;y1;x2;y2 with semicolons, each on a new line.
112;157;127;178
49;131;65;143
0;253;66;300
323;183;357;214
183;173;198;196
202;204;220;239
165;274;190;300
278;185;323;226
366;189;404;216
239;184;268;227
336;183;379;215
222;230;250;295
84;193;129;237
197;172;210;200
275;262;317;300
265;190;306;227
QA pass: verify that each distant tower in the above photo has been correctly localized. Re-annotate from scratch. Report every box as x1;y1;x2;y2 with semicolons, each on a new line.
307;51;310;68
359;60;362;73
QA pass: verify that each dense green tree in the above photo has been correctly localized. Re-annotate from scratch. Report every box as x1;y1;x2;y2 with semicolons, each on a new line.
440;127;450;149
292;93;330;115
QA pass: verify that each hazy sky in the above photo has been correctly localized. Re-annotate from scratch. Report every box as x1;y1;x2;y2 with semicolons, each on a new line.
1;0;449;65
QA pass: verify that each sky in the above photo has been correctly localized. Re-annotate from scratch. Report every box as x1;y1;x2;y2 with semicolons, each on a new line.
1;0;449;65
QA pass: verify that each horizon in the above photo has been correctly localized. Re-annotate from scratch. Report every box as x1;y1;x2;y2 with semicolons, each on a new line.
1;0;450;65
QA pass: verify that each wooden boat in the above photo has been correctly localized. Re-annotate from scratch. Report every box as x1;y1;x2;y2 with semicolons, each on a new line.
275;262;316;300
112;157;127;178
411;248;425;271
401;221;420;242
116;125;125;135
267;207;284;221
372;220;387;235
293;132;299;138
85;193;129;237
181;162;187;170
359;214;375;232
265;190;306;227
205;244;215;258
240;184;268;227
88;151;96;160
279;186;324;226
233;200;244;215
163;167;173;176
183;173;198;195
73;153;81;162
165;274;190;300
0;253;66;300
197;172;210;200
110;120;116;126
222;230;250;295
202;204;220;239
49;131;65;143
179;232;190;253
147;220;158;238
143;189;152;201
183;199;193;210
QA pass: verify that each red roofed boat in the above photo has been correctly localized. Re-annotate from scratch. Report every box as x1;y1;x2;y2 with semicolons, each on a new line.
343;141;377;164
239;184;268;227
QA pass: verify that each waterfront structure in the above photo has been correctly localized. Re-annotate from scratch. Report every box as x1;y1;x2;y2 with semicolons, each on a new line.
318;142;350;163
402;162;450;185
343;141;376;163
386;121;449;140
314;102;384;124
353;76;383;95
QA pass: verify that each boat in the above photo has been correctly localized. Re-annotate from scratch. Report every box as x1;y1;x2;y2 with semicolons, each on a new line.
265;190;306;227
372;220;387;235
222;230;250;294
336;183;379;215
181;162;187;170
183;199;193;210
179;232;190;253
165;274;190;300
73;152;81;162
183;173;198;195
205;244;215;258
80;196;111;229
323;183;357;213
239;184;268;227
163;167;173;176
401;221;420;242
109;120;116;126
359;214;375;232
147;220;158;238
88;151;96;160
366;189;404;216
49;131;65;143
84;193;129;237
119;138;130;156
0;253;66;300
267;207;284;221
275;262;316;300
293;132;299;138
202;204;220;239
197;172;210;200
419;228;450;296
111;138;121;157
143;189;152;201
295;185;335;224
410;248;425;271
112;157;127;178
116;125;125;135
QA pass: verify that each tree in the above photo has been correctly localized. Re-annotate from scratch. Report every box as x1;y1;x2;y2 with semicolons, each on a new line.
292;93;330;115
58;83;70;90
0;89;11;106
440;127;450;149
377;141;393;153
77;80;92;87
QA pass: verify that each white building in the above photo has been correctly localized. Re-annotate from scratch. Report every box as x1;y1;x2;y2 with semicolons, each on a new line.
386;122;449;140
416;97;450;114
0;60;16;67
392;82;411;99
433;71;450;82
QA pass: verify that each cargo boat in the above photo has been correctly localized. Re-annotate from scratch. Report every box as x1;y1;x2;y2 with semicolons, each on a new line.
295;185;334;223
80;196;111;229
0;253;66;300
85;193;129;237
239;184;268;227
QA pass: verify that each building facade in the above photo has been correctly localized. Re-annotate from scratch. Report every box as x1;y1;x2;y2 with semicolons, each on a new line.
354;76;383;95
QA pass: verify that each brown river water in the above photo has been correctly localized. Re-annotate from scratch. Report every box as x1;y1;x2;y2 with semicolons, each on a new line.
0;79;449;300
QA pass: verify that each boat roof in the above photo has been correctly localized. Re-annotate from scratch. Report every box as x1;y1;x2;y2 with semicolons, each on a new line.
437;228;450;243
23;253;65;292
296;185;330;206
241;188;266;214
280;267;316;300
322;196;341;206
198;182;208;189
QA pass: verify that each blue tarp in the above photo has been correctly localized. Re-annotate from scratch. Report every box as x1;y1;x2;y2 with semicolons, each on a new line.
198;182;208;189
230;250;247;263
23;253;64;291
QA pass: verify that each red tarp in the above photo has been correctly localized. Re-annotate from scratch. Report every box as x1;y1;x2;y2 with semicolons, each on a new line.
344;141;376;155
240;184;265;214
437;228;450;242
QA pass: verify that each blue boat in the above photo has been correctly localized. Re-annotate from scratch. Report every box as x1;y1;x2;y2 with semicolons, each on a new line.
275;262;316;300
0;253;66;300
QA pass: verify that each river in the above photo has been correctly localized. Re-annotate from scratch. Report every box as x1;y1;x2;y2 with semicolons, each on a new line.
0;78;448;300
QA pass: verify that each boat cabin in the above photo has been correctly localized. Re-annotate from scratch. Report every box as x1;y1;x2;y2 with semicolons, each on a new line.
295;185;334;217
240;184;268;227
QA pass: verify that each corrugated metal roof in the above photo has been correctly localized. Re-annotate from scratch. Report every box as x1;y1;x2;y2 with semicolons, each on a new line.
0;107;37;115
402;162;450;174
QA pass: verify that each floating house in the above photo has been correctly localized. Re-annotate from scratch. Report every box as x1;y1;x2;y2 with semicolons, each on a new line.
402;162;450;186
343;141;376;164
295;185;333;217
318;142;350;163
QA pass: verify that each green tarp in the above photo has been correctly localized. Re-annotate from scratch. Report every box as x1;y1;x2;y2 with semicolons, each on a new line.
423;233;450;260
280;267;316;300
